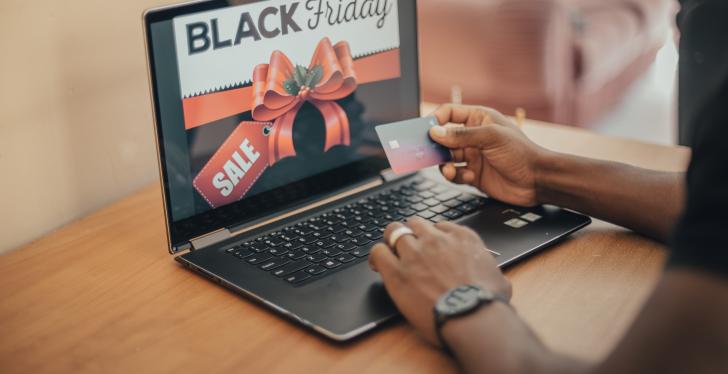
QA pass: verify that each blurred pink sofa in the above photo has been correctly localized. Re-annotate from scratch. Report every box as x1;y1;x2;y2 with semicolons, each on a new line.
418;0;673;126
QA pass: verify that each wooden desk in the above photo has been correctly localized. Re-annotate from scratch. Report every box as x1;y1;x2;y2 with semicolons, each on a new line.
0;118;689;373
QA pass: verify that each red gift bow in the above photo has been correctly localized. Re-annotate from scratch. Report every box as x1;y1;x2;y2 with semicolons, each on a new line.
251;37;357;165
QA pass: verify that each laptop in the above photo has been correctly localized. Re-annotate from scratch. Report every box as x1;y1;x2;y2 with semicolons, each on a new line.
143;0;591;341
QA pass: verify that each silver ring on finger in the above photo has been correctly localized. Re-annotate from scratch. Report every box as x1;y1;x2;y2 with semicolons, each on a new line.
388;226;416;249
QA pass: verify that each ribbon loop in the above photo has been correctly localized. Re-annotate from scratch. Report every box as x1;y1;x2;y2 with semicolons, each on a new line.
251;37;358;165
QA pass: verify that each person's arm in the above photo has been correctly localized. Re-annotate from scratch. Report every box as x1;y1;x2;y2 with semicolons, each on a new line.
441;301;589;374
535;152;685;241
369;218;728;374
440;269;728;374
429;104;685;242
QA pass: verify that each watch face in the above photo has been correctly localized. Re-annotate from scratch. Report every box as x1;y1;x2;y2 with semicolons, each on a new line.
436;285;490;316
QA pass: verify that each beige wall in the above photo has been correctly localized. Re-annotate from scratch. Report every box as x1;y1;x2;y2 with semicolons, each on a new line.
0;0;176;253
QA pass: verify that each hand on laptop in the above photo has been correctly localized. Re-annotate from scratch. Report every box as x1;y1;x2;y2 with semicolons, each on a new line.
369;217;512;346
429;104;549;207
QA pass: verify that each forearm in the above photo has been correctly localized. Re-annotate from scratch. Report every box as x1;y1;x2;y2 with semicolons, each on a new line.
443;303;590;374
534;151;685;241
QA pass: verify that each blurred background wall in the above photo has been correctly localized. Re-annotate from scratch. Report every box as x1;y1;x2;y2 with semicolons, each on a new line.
0;0;175;253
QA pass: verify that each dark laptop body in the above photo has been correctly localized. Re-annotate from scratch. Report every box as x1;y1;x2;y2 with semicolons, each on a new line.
143;0;591;341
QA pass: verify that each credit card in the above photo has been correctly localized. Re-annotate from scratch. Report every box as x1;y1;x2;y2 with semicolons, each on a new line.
375;116;453;175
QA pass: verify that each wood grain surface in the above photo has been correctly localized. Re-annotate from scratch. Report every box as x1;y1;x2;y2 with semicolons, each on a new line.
0;110;690;373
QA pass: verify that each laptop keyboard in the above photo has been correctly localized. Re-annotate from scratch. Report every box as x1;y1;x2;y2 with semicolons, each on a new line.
225;178;488;286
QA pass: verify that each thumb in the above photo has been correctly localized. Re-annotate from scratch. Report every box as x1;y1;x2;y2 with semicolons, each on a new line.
429;124;500;149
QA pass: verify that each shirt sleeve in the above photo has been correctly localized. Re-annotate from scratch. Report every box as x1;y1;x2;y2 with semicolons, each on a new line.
670;0;728;277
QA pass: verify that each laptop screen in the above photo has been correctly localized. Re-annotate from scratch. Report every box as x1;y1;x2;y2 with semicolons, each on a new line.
145;0;419;249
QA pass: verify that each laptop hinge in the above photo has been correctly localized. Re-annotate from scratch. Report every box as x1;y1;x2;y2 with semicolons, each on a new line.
189;228;233;251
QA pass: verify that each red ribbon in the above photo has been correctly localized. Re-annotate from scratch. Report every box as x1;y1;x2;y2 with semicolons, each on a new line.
251;38;357;165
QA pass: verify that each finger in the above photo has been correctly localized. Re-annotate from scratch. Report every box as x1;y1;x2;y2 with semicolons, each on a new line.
453;168;473;185
432;104;491;126
406;216;441;239
382;222;418;257
430;124;502;150
440;163;457;181
451;146;465;163
434;221;470;235
463;148;482;184
369;243;400;278
383;221;405;247
459;168;476;184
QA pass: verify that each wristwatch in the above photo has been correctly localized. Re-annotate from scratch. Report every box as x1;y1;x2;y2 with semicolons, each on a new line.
433;284;510;355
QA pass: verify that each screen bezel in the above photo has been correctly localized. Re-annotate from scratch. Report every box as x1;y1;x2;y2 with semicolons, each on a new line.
144;0;420;251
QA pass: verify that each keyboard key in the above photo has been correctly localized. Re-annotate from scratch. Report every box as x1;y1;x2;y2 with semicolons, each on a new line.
268;248;289;256
281;242;303;251
443;210;464;220
437;191;461;202
397;208;417;216
287;249;307;260
352;215;372;223
225;246;238;253
383;214;404;222
329;234;350;243
356;223;378;232
344;229;364;237
273;260;312;277
294;227;313;236
321;248;342;257
322;259;342;269
430;215;448;223
311;231;332;239
305;265;327;275
328;224;347;233
280;233;298;241
457;194;477;203
246;253;273;265
419;191;435;199
430;205;449;214
259;258;290;271
367;210;385;219
417;210;436;219
250;242;269;253
297;235;317;244
364;231;383;241
350;237;371;247
411;203;428;211
443;200;463;208
370;219;387;227
315;238;335;248
336;253;357;263
285;271;311;284
458;202;480;214
306;253;328;263
406;195;423;203
336;242;356;251
351;247;371;257
265;237;285;247
423;198;440;207
300;246;320;254
234;248;254;259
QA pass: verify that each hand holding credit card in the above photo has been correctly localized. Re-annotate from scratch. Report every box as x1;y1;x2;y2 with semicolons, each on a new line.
375;116;453;175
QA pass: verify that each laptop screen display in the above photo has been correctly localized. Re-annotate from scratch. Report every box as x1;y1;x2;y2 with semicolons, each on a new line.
146;0;419;247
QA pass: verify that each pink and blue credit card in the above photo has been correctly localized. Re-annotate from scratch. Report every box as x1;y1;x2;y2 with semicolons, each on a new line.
375;116;453;175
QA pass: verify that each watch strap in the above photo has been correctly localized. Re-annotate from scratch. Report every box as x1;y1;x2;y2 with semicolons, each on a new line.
433;288;510;356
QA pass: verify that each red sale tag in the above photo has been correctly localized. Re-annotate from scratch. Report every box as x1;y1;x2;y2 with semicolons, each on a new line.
193;122;269;209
